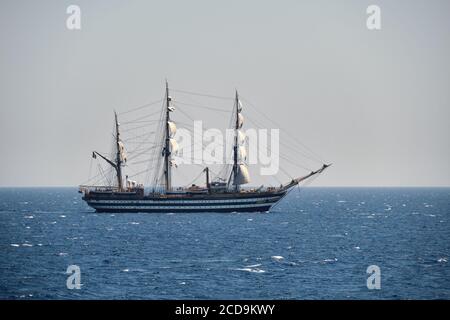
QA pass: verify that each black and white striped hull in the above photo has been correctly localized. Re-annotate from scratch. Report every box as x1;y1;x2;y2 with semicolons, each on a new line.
83;192;286;213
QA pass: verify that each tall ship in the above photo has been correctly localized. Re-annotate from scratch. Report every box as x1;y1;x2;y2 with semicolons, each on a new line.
79;82;330;213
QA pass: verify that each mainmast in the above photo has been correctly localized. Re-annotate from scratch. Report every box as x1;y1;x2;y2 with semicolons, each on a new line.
114;111;123;191
233;90;239;192
164;81;172;192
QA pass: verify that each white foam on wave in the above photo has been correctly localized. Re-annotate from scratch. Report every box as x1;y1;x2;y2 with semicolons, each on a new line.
245;263;262;268
129;222;140;225
59;215;66;218
437;258;448;263
24;215;34;219
235;267;266;273
22;243;33;247
120;268;145;272
10;244;20;247
271;256;284;261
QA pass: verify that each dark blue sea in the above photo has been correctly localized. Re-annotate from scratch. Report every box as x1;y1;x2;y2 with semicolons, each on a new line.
0;187;449;299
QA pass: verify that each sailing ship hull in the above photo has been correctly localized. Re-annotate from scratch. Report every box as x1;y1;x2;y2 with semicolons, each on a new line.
82;191;287;213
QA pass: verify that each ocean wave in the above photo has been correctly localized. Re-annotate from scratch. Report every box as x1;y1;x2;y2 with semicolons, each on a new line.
322;258;338;263
234;267;266;273
271;256;284;261
245;263;262;268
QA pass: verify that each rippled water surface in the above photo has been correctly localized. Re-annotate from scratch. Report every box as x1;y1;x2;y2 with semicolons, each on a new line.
0;187;449;299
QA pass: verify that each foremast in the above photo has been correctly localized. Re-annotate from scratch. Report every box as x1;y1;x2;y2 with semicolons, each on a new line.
232;90;239;192
114;112;123;191
164;81;172;192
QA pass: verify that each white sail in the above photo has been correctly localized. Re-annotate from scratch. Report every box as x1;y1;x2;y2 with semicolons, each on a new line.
239;146;247;160
237;113;244;129
169;138;178;153
118;141;127;162
235;164;250;185
168;121;177;137
238;130;246;144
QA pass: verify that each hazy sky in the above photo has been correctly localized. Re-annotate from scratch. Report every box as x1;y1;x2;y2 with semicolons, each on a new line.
1;0;449;187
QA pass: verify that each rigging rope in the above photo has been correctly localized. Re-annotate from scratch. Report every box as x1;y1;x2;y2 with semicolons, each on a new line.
240;96;326;164
118;99;163;115
172;100;230;113
171;88;233;101
244;110;318;168
120;110;162;124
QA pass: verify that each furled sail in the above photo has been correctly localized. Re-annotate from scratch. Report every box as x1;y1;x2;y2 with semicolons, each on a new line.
169;138;178;153
168;121;177;137
237;113;244;129
235;164;250;185
233;98;250;186
118;141;127;163
239;146;247;160
238;130;246;144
